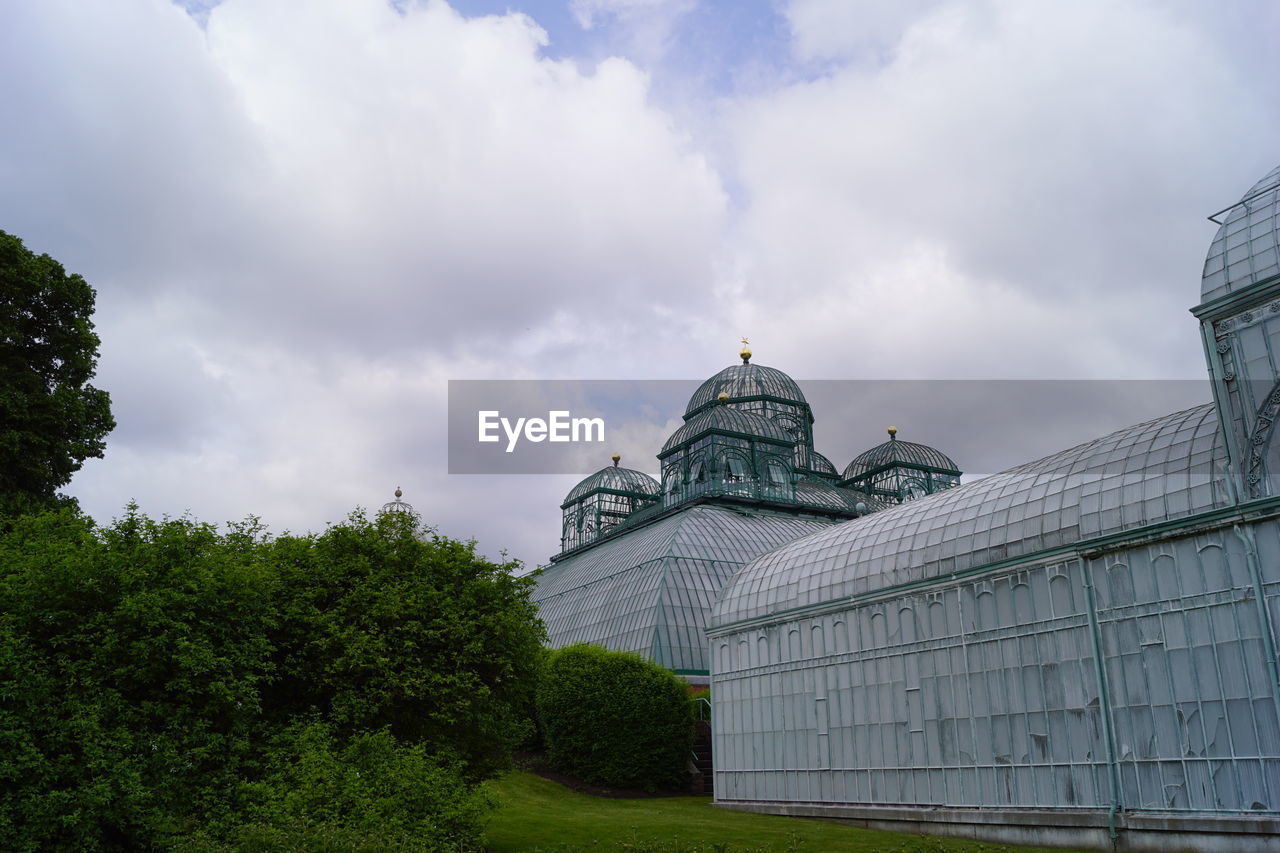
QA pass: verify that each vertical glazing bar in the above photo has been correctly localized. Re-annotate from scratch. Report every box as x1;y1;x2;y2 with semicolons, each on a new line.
1078;555;1122;841
1201;318;1244;502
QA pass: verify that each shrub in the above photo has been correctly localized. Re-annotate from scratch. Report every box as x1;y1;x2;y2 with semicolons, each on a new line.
208;722;492;852
536;644;694;791
0;505;543;850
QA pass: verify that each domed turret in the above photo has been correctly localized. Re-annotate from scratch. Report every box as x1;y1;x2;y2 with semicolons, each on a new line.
842;426;961;503
661;403;793;456
1202;164;1280;305
1196;164;1280;498
683;342;817;474
380;486;417;517
559;455;660;554
658;390;797;507
684;363;811;421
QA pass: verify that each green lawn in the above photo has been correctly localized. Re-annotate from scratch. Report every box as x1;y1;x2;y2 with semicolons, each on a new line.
484;771;1087;853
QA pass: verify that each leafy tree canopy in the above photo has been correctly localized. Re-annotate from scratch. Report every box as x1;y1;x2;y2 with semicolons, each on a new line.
0;230;114;514
0;505;545;850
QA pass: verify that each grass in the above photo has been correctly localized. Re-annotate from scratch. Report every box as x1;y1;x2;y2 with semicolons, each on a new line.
483;771;1088;853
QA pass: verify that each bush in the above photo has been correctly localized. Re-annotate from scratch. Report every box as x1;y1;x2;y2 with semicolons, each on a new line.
536;644;694;792
205;722;492;852
0;505;544;850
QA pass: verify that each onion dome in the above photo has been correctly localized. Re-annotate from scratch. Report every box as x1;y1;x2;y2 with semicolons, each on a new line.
842;426;960;482
684;345;810;421
661;403;793;457
561;458;660;509
1202;164;1280;305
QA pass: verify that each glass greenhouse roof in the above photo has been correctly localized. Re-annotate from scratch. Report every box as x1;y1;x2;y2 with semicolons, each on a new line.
660;404;793;456
1202;163;1280;305
684;363;811;420
562;463;660;507
533;504;838;673
842;432;960;480
713;403;1228;629
806;451;839;476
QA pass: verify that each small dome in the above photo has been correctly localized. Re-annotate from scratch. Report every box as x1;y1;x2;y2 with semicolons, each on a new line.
381;486;416;516
684;363;810;420
1202;164;1280;305
842;432;960;482
804;451;839;476
562;464;660;508
661;404;794;456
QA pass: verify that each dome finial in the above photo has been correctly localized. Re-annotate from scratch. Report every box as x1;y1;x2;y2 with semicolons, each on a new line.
717;391;730;404
395;485;403;498
887;426;898;440
611;453;621;466
740;336;752;364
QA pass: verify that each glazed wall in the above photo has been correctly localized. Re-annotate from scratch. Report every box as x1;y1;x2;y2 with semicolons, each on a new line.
709;518;1280;818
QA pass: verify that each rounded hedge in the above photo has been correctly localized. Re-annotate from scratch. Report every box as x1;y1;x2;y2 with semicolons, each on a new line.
536;644;694;792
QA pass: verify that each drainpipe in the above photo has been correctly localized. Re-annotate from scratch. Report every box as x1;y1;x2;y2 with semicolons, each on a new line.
1078;555;1122;846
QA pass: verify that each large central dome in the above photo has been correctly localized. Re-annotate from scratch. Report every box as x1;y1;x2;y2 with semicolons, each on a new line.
684;362;810;421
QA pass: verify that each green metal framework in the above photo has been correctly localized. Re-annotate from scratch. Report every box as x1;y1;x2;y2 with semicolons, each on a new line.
841;430;962;503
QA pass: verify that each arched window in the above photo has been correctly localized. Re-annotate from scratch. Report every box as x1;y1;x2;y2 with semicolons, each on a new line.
663;465;681;495
722;453;749;482
766;459;790;487
689;458;707;483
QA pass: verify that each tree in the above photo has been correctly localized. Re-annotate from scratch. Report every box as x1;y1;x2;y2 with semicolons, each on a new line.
0;230;114;514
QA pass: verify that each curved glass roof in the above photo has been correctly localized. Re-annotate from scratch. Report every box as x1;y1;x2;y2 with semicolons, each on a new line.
794;480;885;514
1202;164;1280;305
562;464;660;507
842;433;960;481
534;505;838;673
805;451;839;476
713;404;1227;629
660;404;793;456
684;363;810;420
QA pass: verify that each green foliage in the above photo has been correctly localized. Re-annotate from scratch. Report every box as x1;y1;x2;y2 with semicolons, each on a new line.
188;722;493;852
536;644;693;792
0;505;544;850
0;230;114;514
263;509;546;781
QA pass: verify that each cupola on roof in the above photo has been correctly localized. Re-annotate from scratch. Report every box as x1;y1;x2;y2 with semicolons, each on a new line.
842;427;960;481
661;402;794;456
1202;163;1280;305
683;343;811;421
561;460;660;508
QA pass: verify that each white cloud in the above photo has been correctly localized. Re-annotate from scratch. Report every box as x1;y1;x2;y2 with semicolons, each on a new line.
724;0;1280;380
2;0;1278;568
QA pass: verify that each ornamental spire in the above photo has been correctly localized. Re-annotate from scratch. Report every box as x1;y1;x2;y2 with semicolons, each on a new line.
611;453;621;467
740;336;752;364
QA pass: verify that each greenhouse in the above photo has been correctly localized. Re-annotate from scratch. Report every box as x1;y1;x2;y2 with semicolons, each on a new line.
533;342;909;680
705;165;1280;850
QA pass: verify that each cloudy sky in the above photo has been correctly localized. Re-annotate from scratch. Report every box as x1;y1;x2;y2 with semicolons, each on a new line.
2;0;1278;568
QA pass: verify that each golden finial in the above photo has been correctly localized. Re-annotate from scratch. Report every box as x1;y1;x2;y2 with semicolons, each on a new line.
740;336;752;364
611;453;621;466
717;391;730;404
887;426;898;439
